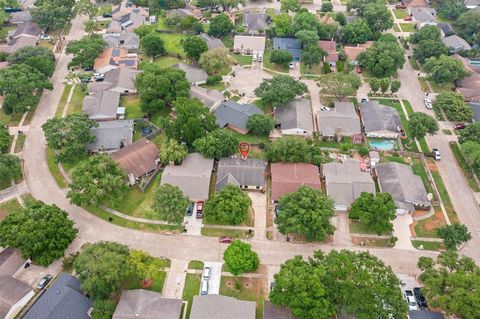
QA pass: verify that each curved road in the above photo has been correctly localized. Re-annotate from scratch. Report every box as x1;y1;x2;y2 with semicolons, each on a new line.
21;13;445;274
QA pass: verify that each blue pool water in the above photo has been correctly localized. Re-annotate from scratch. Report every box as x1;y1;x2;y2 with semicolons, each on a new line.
369;139;396;151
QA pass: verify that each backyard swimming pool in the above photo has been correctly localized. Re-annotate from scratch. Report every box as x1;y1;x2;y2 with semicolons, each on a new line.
369;139;396;151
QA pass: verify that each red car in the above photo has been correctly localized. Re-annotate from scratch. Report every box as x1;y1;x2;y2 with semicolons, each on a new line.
454;123;467;130
404;16;412;21
219;236;233;243
196;201;204;219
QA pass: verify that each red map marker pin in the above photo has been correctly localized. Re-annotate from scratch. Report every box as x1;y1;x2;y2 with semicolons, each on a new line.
239;142;250;160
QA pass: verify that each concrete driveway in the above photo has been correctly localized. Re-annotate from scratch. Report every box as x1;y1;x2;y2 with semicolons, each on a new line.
183;202;203;236
203;261;222;295
229;65;272;98
248;191;267;240
393;214;414;250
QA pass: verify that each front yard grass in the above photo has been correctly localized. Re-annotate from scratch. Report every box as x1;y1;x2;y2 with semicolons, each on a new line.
14;133;26;153
220;276;266;319
414;214;444;238
349;220;389;235
121;95;144;119
0;198;23;221
411;240;445;251
55;84;73;117
201;227;253;238
67;85;87;115
188;260;204;270
393;9;408;19
0;110;24;126
122;257;169;293
262;49;289;73
428;80;454;94
411;157;435;198
233;54;253;66
46;148;68;189
182;273;201;319
449;142;480;192
400;23;414;32
429;163;458;223
152;56;182;68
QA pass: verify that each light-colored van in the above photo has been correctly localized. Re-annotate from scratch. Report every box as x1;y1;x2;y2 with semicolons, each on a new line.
201;280;209;295
203;266;211;281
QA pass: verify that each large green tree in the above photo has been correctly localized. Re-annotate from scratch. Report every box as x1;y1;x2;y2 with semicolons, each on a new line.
140;33;166;58
199;48;234;74
433;92;473;122
269;49;293;68
74;241;132;300
0;64;52;114
362;2;393;32
413;39;448;63
276;186;335;241
341;18;372;45
358;34;405;77
411;25;442;43
66;35;106;69
462;141;480;174
424;55;468;84
456;8;480;42
151;184;190;224
0;154;21;183
437;223;472;250
266;136;312;163
292;11;320;33
42;113;98;163
459;122;480;144
193;129;238;159
281;0;300;11
136;64;190;114
181;36;208;63
318;73;361;100
67;155;128;206
208;13;233;37
31;0;72;30
0;200;77;266
295;30;319;47
246;114;275;136
223;240;259;276
7;46;55;77
409;112;438;139
0;122;10;153
349;192;396;235
418;251;480;319
158;138;188;165
163;98;218;146
302;46;325;68
204;184;251;225
254;75;308;107
273;14;293;37
438;0;465;19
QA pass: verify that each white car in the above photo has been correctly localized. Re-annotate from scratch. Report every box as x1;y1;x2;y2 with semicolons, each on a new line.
424;98;433;109
40;34;51;40
258;52;263;62
201;280;209;295
252;52;257;62
432;148;441;161
289;62;294;69
202;266;211;281
405;290;418;311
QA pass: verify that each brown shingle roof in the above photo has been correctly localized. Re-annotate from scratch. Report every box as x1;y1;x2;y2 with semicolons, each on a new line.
112;138;159;180
318;40;338;63
343;42;373;61
271;163;321;201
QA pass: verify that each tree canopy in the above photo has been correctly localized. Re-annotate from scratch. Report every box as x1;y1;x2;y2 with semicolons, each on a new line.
459;122;480;144
341;18;373;44
456;8;480;42
67;155;128;206
270;250;408;319
424;55;468;84
362;2;393;32
349;192;396;235
295;30;319;47
411;25;442;44
136;64;190;114
204;184;251;225
0;200;77;266
273;14;293;37
66;35;106;69
247;114;275;136
437;223;472;250
293;11;320;33
163;98;218;146
223;240;259;276
181;36;208;63
42;113;98;163
413;39;448;63
254;75;308;107
31;0;74;30
276;186;335;241
433;92;473;122
199;48;234;74
358;35;405;78
266;136;312;163
302;46;325;68
7;46;55;77
193;129;238;159
269;49;293;67
318;73;361;100
0;122;10;153
409;112;438;139
140;33;166;58
462;141;480;175
0;154;21;183
151;184;190;224
158;138;188;165
208;13;233;37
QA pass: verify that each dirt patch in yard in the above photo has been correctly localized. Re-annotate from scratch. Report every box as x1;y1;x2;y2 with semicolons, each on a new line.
412;209;446;238
427;162;438;172
223;277;267;298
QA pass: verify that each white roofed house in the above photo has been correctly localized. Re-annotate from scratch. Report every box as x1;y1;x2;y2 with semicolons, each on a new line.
233;35;266;55
274;98;314;136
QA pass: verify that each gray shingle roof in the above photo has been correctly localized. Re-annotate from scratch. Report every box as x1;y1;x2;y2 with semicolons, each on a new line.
360;101;402;134
172;63;208;84
10;21;41;38
198;33;225;50
409;310;445;319
190;86;224;109
275;98;314;132
213;100;262;131
10;11;31;24
376;162;430;211
113;289;182;319
190;295;256;319
273;37;302;60
323;159;375;208
86;119;134;152
103;32;140;50
469;102;480;122
161;153;213;201
83;90;120;121
0;276;32;318
23;273;92;319
318;102;361;137
410;7;436;23
442;35;471;51
438;23;455;36
216;157;266;191
88;68;139;94
243;12;268;31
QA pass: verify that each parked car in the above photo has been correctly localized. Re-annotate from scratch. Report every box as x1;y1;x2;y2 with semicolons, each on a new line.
405;290;419;311
404;16;413;21
102;13;112;18
361;98;368;103
202;266;211;281
289;62;294;69
196;201;204;219
432;148;441;161
454;123;467;130
219;236;233;243
270;281;276;291
424;98;433;109
93;73;104;81
186;202;194;216
36;275;52;290
258;52;263;62
40;34;51;40
253;52;257;62
413;287;428;308
395;2;406;8
201;280;209;295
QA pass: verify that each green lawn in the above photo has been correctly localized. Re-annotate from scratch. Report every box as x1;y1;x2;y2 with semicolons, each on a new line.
400;23;414;32
121;95;144;119
0;26;15;42
231;131;269;145
14;133;26;153
253;99;273;115
98;4;112;15
414;216;443;238
449;142;480;192
417;77;430;93
222;36;234;49
182;273;201;319
393;9;408;19
150;106;172;128
411;240;445;251
156;17;173;31
428;81;454;94
220;276;266;319
411;157;435;198
429;167;458;223
262;49;289;73
0;110;24;126
158;33;187;57
67;85;87;115
349;220;389;235
393;24;401;32
200;82;226;91
0;198;23;221
383;155;407;164
201;227;253;238
46;148;68;189
122;257;169;293
188;260;204;270
152;56;182;68
56;84;73;117
233;54;253;66
300;63;322;76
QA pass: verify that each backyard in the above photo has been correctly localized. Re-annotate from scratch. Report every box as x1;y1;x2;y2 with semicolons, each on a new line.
158;33;187;57
121;95;144;119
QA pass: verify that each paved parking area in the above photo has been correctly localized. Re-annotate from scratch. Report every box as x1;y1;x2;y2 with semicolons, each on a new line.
183;203;202;236
229;65;272;98
203;261;222;295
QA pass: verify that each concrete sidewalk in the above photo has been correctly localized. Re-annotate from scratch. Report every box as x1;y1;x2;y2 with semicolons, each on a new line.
162;259;188;299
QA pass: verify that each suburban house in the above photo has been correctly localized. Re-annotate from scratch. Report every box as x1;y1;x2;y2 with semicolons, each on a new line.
273;37;302;61
83;90;121;121
360;101;403;138
102;32;140;52
0;248;34;319
94;48;139;74
442;35;471;53
233;35;266;55
190;295;256;319
198;33;225;49
271;162;321;201
166;6;202;20
343;42;373;65
23;273;92;319
243;11;268;34
275;98;314;136
161;153;214;201
403;0;429;8
456;63;480;102
112;138;160;185
213;100;263;134
438;22;455;37
9;11;31;24
88;68;139;94
322;158;375;211
317;101;361;139
190;86;224;110
469;102;480;122
172;63;208;86
409;310;445;319
464;0;480;9
264;301;297;319
318;40;339;66
216;157;266;191
112;289;182;319
376;162;431;214
409;7;437;28
86;119;134;153
108;3;150;33
0;21;41;53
